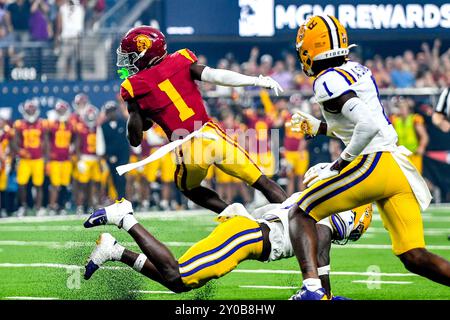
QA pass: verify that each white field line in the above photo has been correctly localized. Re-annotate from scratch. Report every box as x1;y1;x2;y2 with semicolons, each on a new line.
0;209;213;224
1;240;449;251
0;263;419;278
130;290;175;294
352;280;412;285
3;296;60;300
366;227;450;236
240;285;297;290
0;225;216;232
0;207;449;224
0;224;448;236
233;269;418;277
0;240;196;248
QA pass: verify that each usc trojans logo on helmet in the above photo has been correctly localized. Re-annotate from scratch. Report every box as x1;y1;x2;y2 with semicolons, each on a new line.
134;34;153;53
296;15;355;77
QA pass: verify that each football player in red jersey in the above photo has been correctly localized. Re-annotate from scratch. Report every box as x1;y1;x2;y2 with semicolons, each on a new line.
70;93;90;212
0;116;13;217
75;105;102;214
47;101;75;215
13;101;48;216
118;26;287;213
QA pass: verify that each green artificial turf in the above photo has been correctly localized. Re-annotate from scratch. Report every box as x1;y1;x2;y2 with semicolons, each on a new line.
0;208;449;300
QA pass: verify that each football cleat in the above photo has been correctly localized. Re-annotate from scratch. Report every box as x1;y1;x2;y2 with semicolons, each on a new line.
84;233;117;280
83;198;134;229
290;286;327;300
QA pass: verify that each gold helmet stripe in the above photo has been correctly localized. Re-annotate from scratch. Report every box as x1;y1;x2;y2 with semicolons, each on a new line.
316;15;334;50
328;15;342;48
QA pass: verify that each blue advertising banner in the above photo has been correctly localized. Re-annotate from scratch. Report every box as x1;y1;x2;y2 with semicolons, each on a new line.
165;0;450;39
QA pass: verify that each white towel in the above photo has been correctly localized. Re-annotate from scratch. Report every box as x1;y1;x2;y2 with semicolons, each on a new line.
116;128;217;176
391;146;432;211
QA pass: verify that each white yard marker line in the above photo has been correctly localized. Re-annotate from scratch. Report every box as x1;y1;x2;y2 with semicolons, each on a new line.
3;296;60;300
0;209;213;224
366;227;450;236
0;240;195;248
333;244;450;250
0;263;419;278
0;263;128;271
352;280;412;285
1;207;448;224
130;290;175;294
1;240;448;250
239;285;297;290
232;269;418;277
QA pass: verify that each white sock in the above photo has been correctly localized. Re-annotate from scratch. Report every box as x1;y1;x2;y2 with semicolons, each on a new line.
303;278;322;292
122;214;138;231
111;243;125;261
132;253;147;272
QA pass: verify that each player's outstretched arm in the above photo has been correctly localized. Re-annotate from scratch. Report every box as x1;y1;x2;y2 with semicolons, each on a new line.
190;63;283;95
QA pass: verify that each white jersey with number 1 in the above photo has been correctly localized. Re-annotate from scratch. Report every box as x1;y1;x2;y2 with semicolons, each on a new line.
313;60;398;155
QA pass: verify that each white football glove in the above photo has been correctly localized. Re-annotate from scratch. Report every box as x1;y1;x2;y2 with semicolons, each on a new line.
290;111;321;137
255;75;284;96
304;162;339;188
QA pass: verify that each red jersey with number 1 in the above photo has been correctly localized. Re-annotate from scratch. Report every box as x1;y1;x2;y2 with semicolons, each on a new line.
120;48;210;141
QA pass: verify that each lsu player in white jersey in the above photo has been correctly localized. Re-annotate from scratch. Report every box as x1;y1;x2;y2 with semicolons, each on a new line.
288;15;450;300
83;196;372;300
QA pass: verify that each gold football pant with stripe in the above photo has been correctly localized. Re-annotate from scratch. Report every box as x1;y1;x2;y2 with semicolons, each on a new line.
178;216;263;289
296;152;425;255
174;122;263;191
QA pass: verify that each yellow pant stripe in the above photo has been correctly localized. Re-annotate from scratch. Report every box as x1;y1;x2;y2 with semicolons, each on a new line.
298;153;376;213
179;227;262;277
302;153;382;215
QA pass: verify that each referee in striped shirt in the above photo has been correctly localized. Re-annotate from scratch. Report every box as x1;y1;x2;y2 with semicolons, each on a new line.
433;88;450;133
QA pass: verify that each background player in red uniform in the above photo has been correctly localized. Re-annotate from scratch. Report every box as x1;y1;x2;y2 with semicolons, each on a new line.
13;101;48;217
75;105;101;214
118;26;287;213
0;116;13;217
47;101;74;215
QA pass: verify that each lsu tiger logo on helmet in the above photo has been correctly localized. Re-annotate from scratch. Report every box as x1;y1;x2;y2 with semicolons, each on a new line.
348;203;373;242
296;15;354;77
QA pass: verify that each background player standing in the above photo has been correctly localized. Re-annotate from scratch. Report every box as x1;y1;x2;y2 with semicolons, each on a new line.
13;101;48;217
118;26;287;212
47;101;75;215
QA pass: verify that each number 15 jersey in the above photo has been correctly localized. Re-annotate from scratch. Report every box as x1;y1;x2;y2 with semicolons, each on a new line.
120;48;211;141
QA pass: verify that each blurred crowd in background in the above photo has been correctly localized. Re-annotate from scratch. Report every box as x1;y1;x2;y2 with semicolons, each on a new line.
0;0;449;217
196;39;450;93
0;78;447;217
0;0;105;43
